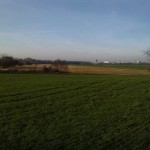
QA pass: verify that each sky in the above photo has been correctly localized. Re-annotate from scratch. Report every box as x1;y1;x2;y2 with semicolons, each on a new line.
0;0;150;62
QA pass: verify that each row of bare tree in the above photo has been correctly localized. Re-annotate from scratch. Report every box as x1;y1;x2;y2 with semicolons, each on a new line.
0;55;69;73
0;55;21;68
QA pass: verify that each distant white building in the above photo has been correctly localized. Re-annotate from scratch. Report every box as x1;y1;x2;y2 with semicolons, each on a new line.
104;60;110;64
136;60;140;64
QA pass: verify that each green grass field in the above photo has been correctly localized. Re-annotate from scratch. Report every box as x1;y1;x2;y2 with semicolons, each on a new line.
99;65;150;70
0;74;150;150
77;64;150;70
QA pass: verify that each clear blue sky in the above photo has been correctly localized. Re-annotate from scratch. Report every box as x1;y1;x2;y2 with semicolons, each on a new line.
0;0;150;62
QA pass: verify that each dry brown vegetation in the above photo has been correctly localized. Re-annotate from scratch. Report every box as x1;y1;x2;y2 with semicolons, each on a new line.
0;64;150;75
0;64;51;73
69;65;150;75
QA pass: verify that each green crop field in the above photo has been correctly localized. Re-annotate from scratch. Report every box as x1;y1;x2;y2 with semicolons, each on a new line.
0;74;150;150
99;65;150;70
77;64;150;70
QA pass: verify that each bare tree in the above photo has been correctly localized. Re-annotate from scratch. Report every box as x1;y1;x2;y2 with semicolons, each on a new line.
144;49;150;58
144;49;150;63
0;54;21;68
144;49;150;71
51;59;69;72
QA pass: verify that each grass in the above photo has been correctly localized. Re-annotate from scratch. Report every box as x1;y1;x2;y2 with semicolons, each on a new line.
74;64;150;70
69;65;150;75
0;74;150;149
99;65;150;70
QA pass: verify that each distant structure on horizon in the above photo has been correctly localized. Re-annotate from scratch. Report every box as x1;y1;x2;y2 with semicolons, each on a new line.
103;60;110;64
95;59;99;64
135;60;141;64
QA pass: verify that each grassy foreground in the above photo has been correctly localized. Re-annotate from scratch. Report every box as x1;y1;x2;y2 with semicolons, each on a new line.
0;74;150;150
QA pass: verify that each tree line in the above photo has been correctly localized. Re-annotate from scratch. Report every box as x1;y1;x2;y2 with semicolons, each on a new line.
0;55;21;68
0;55;69;73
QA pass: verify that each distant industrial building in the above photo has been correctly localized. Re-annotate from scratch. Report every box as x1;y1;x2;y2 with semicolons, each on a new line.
104;60;110;64
135;60;141;64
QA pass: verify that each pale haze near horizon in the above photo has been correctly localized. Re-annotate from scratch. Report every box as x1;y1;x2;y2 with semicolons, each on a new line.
0;0;150;62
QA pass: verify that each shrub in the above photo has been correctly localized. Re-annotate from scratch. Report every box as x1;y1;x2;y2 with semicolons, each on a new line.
51;59;69;72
